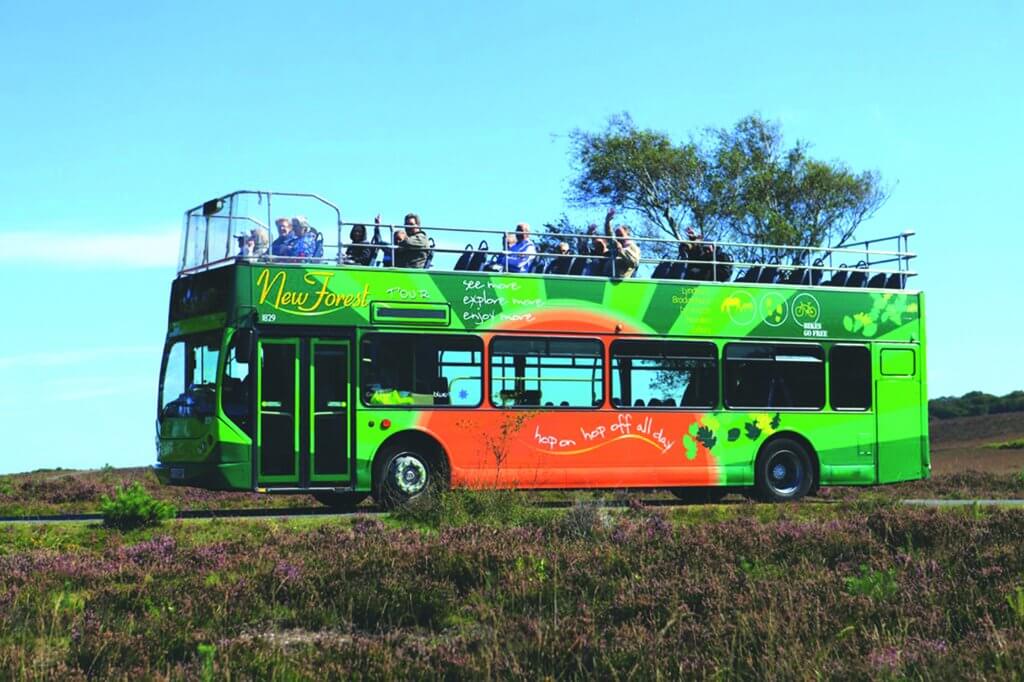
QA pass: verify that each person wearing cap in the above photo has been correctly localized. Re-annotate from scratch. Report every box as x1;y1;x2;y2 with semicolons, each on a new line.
603;207;642;278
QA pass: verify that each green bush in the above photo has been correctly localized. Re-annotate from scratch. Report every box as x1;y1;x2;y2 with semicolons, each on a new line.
391;486;544;529
99;482;176;530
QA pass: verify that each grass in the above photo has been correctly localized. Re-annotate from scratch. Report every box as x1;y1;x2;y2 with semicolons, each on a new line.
4;498;1024;678
986;439;1024;450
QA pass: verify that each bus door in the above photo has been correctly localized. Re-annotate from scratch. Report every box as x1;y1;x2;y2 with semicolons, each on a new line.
257;338;352;488
875;345;923;483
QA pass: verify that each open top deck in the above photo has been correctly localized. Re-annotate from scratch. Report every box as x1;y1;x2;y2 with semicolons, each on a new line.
179;190;918;291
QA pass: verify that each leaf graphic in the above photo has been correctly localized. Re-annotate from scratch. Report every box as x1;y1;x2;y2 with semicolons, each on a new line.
683;435;697;460
863;322;878;337
728;428;741;442
745;421;762;440
843;316;854;332
688;422;699;436
696;425;717;450
770;413;781;429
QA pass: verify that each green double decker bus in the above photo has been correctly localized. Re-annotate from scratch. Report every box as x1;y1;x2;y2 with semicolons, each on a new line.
155;191;928;507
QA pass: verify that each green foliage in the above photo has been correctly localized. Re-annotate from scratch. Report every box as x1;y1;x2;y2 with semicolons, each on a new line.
567;112;888;260
929;390;1024;420
844;564;899;601
197;643;217;682
986;439;1024;450
1008;586;1024;625
744;421;762;440
99;482;177;530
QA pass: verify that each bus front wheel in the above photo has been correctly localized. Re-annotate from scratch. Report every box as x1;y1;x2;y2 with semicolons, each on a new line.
375;447;445;510
754;438;814;502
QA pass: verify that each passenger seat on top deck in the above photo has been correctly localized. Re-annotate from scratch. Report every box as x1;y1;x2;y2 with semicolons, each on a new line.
651;261;674;279
845;262;868;288
735;266;761;283
467;241;489;271
823;266;849;287
453;244;475;271
757;264;779;284
568;257;587;276
885;273;906;289
866;272;887;288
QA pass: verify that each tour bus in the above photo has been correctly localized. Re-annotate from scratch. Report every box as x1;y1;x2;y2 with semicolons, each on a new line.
155;190;928;508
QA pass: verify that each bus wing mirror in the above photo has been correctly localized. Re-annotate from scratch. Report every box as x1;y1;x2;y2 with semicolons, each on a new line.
234;329;254;360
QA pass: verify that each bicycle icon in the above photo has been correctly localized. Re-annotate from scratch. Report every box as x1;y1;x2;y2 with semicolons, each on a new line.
791;294;821;324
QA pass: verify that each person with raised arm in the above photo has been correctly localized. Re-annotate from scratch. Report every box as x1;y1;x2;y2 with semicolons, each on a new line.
603;207;642;278
394;212;431;269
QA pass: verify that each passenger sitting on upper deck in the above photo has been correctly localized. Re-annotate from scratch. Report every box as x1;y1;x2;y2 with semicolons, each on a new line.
236;227;269;257
506;223;537;273
288;216;322;259
251;227;269;256
546;240;573;274
271;217;294;256
681;227;713;280
584;237;610;276
604;208;641;278
344;222;377;266
394;213;431;268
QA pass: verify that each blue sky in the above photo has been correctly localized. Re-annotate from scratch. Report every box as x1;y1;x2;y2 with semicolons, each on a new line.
0;1;1021;474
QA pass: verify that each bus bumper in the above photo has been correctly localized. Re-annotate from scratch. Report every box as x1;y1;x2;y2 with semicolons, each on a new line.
152;461;251;491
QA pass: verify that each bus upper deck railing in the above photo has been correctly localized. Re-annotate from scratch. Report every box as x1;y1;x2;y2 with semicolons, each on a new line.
179;190;918;289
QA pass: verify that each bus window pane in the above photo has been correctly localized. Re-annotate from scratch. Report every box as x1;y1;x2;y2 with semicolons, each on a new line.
222;334;252;435
160;342;185;413
611;340;717;408
830;345;871;410
724;343;824;409
490;337;603;408
159;333;220;418
361;334;482;407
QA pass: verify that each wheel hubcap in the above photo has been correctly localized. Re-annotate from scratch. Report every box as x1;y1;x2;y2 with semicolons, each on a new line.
390;455;428;495
766;449;802;496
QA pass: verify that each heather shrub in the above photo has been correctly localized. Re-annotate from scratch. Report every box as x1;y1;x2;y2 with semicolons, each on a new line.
99;482;177;530
391;486;543;529
557;499;610;539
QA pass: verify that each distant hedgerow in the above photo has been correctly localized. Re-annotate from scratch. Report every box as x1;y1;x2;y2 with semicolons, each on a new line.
100;482;176;530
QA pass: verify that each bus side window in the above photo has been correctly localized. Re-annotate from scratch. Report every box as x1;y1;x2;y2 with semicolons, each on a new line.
360;334;482;408
610;340;717;409
724;343;824;409
830;345;871;410
490;337;603;408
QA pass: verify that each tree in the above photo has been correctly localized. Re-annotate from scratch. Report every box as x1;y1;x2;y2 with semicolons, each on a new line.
567;113;889;264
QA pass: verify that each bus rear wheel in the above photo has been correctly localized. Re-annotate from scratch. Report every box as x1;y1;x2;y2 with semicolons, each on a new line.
312;492;367;511
755;438;814;502
375;447;445;511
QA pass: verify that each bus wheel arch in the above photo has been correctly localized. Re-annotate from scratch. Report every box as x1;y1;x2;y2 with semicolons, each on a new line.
372;430;450;510
753;432;819;502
